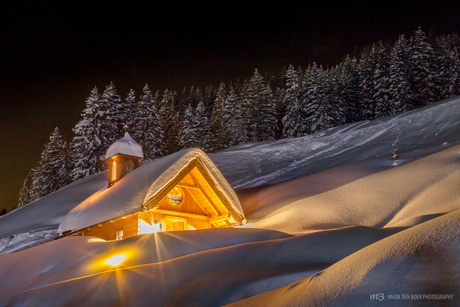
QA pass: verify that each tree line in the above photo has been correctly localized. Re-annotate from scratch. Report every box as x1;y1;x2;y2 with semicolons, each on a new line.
14;28;460;210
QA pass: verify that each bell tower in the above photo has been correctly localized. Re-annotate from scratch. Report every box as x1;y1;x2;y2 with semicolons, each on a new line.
105;130;144;187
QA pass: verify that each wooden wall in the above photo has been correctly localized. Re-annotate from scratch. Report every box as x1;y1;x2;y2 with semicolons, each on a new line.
82;215;138;240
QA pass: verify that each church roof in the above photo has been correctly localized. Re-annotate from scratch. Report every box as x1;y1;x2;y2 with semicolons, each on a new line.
58;148;245;235
105;132;143;160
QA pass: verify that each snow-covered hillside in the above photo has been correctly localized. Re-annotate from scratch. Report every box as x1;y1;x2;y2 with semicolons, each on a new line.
0;96;459;306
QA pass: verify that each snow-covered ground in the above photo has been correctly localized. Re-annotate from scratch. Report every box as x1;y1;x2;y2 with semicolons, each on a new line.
0;96;459;305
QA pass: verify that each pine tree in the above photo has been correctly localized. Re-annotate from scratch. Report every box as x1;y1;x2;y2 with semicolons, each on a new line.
132;84;164;160
179;104;196;149
372;41;392;118
32;127;71;199
436;34;460;98
388;34;415;114
409;27;441;106
208;82;228;151
124;88;137;130
338;55;361;123
70;86;104;181
194;100;211;150
246;69;277;142
304;64;345;132
17;168;37;207
99;82;123;144
222;83;245;146
358;44;379;120
282;65;305;138
159;89;180;155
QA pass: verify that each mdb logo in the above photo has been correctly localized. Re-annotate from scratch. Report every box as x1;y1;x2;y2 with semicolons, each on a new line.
370;293;385;301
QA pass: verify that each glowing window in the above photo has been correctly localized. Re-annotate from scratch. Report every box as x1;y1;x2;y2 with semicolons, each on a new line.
167;187;184;206
116;228;124;240
112;161;117;181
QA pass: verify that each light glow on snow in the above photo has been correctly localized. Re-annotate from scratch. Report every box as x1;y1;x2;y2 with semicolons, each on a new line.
104;253;127;267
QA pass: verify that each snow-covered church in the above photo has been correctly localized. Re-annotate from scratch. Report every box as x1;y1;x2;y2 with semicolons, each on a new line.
58;132;245;240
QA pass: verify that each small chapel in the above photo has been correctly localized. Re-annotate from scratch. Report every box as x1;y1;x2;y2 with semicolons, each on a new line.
59;132;245;241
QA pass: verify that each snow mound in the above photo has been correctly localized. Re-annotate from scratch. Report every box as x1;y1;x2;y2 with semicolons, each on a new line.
245;144;460;234
229;209;460;307
0;172;107;254
105;132;143;160
0;226;402;306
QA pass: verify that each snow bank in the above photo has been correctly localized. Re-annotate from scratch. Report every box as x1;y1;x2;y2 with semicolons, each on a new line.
0;226;402;306
245;144;460;233
0;172;107;254
229;209;460;307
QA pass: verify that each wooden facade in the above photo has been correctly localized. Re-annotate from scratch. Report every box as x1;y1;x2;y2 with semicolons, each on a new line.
107;154;142;187
71;156;244;241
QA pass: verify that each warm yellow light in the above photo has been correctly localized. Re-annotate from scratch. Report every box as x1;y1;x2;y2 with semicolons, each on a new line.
104;253;127;267
112;161;117;181
138;219;161;234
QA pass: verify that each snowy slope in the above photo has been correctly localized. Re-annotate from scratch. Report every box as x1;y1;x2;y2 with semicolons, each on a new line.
0;96;459;305
0;172;107;253
210;96;460;190
229;209;460;307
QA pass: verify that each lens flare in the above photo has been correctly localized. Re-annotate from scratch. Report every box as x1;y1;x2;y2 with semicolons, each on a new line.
104;253;127;267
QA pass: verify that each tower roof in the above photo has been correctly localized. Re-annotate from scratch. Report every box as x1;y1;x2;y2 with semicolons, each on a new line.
105;132;143;160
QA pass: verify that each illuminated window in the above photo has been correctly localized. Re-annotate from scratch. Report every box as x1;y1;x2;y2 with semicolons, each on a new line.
112;161;117;181
116;228;124;240
167;187;184;206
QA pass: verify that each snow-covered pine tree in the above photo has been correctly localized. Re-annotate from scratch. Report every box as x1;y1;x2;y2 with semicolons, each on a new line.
222;83;245;146
208;82;228;151
303;63;325;133
32;127;71;199
408;27;441;106
132;84;164;160
203;84;217;117
194;100;211;150
282;64;305;138
179;104;196;149
372;41;392;118
246;69;277;142
388;34;415;114
328;66;347;127
337;55;361;123
358;44;379;120
70;86;104;181
17;168;37;207
304;64;346;133
159;89;181;155
124;88;137;130
99;82;124;144
436;34;460;99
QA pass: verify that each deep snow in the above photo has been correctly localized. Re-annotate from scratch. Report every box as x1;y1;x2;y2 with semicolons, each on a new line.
0;96;459;306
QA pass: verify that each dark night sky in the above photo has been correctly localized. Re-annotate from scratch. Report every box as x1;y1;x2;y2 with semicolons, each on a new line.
1;1;459;212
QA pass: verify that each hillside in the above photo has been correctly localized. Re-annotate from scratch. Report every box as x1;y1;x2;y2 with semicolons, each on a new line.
0;96;459;305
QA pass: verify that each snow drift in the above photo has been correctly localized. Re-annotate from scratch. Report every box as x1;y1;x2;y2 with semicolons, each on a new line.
229;209;460;307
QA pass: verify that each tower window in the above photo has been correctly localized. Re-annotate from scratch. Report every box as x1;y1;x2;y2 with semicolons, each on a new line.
112;161;117;181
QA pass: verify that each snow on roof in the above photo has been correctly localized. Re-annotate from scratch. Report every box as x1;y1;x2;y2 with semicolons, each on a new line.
105;132;143;160
58;148;245;235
